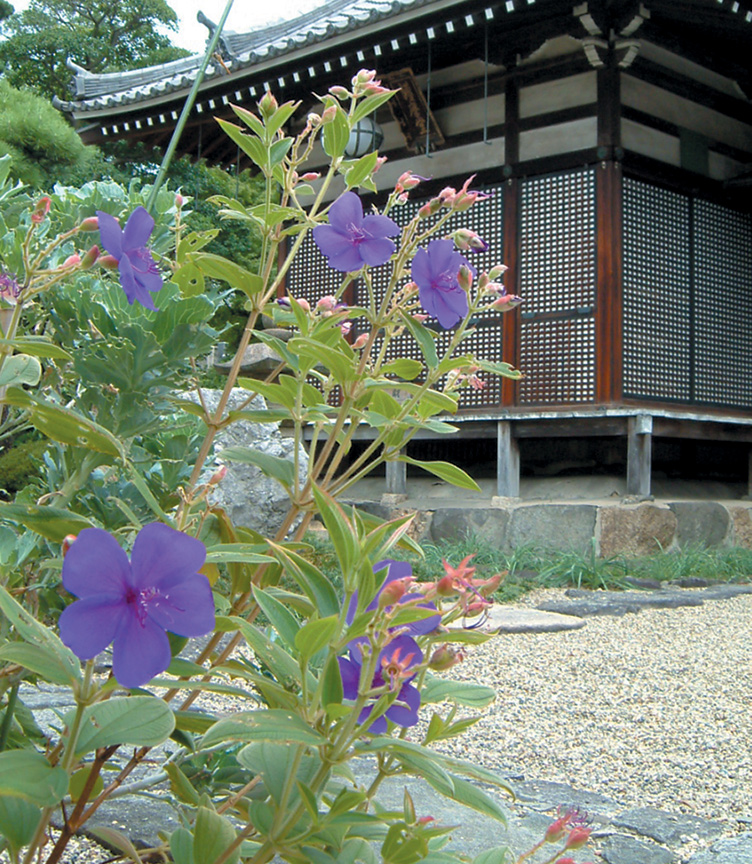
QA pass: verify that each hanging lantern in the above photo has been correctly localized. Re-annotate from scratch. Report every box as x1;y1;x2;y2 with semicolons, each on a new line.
344;118;384;158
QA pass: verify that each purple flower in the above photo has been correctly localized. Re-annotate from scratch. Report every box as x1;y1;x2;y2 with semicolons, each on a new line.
313;192;399;272
338;560;440;733
339;632;423;733
58;523;214;689
412;238;474;329
96;206;163;310
0;271;21;303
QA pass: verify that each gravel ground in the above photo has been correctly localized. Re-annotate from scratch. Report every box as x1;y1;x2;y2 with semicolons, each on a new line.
433;589;752;831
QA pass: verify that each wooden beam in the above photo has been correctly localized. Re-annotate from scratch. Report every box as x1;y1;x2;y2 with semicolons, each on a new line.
501;73;520;409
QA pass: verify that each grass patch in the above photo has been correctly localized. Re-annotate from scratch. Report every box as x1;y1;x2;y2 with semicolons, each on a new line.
302;530;752;604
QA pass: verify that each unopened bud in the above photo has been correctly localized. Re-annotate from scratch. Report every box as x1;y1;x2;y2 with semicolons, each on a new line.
329;85;350;100
79;216;99;232
418;198;442;219
321;105;338;123
489;264;508;279
554;859;576;864
545;818;567;843
340;321;352;337
316;295;338;313
353;332;369;349
175;193;184;207
378;578;409;608
436;574;455;597
411;313;428;323
457;264;472;292
300;172;320;182
564;828;591;850
452;228;488;252
374;156;387;172
429;644;464;671
474;572;504;596
418;816;435;825
99;254;119;270
491;293;523;311
307;112;322;126
295;297;311;312
62;254;81;269
31;196;51;224
209;465;227;485
62;534;77;557
396;171;427;192
258;90;278;117
80;245;99;269
438;186;456;204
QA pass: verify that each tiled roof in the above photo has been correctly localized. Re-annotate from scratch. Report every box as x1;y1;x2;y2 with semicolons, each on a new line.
53;0;435;114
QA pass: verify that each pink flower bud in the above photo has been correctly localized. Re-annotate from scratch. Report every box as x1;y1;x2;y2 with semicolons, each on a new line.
554;859;576;864
378;577;410;608
489;264;508;279
418;816;435;825
329;85;350;100
473;572;504;596
340;321;352;337
353;332;369;349
175;193;184;207
294;297;311;312
321;105;338;124
418;198;442;219
374;156;387;172
307;112;322;126
564;828;591;850
62;254;81;269
411;313;428;323
80;245;99;269
62;534;77;557
259;90;278;117
99;254;119;270
352;69;377;88
396;171;427;192
429;644;465;671
436;574;456;597
491;293;523;312
453;228;488;252
300;172;320;182
316;295;338;313
79;216;99;232
457;264;473;292
210;465;227;484
31;196;51;224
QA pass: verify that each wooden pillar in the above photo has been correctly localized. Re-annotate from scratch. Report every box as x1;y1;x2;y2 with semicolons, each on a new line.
501;73;520;409
497;421;520;497
627;414;652;496
385;458;407;496
595;50;623;404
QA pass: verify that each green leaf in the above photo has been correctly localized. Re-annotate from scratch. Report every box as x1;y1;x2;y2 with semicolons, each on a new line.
2;387;123;457
231;104;266;138
187;251;264;299
218;445;295;490
0;752;67;805
89;826;145;864
0;337;71;360
401;314;438;369
205;543;273;565
400;457;480;492
322;108;351;159
0;796;40;855
226;617;312;690
177;230;220;261
440;776;507;823
294;616;338;661
172;263;206;297
68;765;104;802
311;485;359;576
345;151;380;190
0;501;93;542
0;354;41;388
194;806;239;864
472;848;512;864
251;586;300;652
238;741;321;806
380;359;424;380
0;585;81;684
202;710;325;749
165;763;200;806
270;137;293;167
351;90;397;124
474;358;523;380
289;337;355;386
170;827;196;864
0;643;79;686
216;118;269;172
421;676;496;708
320;652;343;710
71;696;176;756
266;543;340;618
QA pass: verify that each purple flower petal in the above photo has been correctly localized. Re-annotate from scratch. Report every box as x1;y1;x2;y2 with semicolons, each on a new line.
145;572;215;637
412;238;473;329
328;247;368;273
59;595;127;659
385;682;420;727
377;632;423;675
112;612;172;689
62;528;130;598
361;707;387;734
130;523;206;591
122;207;155;251
338;656;362;700
96;211;123;258
361;213;399;238
359;238;395;266
312;224;352;258
328;191;364;230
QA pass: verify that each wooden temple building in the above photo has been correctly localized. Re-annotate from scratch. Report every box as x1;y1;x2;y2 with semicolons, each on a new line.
55;0;752;498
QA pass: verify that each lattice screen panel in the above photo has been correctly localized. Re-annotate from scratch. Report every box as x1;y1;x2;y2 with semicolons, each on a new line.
693;200;752;409
518;168;596;405
622;178;692;402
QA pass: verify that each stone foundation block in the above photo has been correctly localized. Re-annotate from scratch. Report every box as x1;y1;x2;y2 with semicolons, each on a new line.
668;502;731;549
599;503;677;558
505;504;597;554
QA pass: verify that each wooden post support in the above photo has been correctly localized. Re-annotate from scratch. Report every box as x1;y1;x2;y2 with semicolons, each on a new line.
627;414;653;496
385;457;407;496
497;421;520;498
748;448;752;499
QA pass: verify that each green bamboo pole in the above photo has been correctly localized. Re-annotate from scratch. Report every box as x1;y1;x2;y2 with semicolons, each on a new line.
146;0;236;214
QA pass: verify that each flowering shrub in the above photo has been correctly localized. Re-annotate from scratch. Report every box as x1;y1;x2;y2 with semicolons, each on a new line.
0;75;594;864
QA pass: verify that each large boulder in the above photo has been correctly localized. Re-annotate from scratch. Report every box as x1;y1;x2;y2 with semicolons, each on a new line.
190;388;308;538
